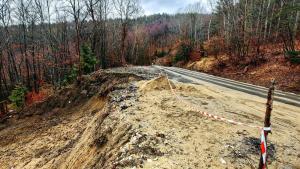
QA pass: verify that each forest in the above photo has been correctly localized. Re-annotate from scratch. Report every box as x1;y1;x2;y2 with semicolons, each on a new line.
0;0;299;104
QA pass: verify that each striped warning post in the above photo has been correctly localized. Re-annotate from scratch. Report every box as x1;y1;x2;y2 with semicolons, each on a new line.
261;127;271;169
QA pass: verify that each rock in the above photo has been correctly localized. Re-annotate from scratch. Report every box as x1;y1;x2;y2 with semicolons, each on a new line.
131;136;139;145
190;126;197;129
120;103;129;110
220;158;226;164
236;130;248;136
94;135;108;148
156;133;166;139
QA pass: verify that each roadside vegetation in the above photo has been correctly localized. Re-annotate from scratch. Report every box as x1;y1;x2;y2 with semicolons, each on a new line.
8;86;27;109
0;0;299;104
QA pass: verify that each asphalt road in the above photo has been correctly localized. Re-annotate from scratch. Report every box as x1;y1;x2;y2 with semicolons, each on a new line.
154;65;300;107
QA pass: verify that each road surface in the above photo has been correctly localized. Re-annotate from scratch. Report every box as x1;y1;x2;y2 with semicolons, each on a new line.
154;65;300;107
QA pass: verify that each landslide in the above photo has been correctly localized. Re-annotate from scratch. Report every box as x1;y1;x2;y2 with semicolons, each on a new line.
0;71;143;169
1;67;299;169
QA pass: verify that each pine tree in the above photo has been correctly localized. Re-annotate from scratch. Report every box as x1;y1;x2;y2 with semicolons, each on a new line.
80;44;98;74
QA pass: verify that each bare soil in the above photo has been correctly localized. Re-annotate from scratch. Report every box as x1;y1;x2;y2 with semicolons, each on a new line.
132;75;300;168
0;67;299;169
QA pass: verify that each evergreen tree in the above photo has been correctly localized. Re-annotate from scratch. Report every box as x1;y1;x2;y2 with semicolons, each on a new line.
80;44;98;74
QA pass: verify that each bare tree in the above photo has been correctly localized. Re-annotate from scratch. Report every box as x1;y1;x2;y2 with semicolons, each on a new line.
15;0;32;89
0;0;19;86
28;2;39;92
86;0;110;69
85;0;99;54
292;0;299;39
185;2;205;44
263;0;271;41
113;0;141;65
207;0;217;41
65;0;88;76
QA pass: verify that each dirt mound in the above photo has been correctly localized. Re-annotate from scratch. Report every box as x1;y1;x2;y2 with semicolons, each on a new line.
139;76;175;92
18;71;142;118
186;57;217;72
0;71;144;169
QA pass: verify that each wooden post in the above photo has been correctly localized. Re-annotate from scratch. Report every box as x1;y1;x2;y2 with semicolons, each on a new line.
258;79;275;169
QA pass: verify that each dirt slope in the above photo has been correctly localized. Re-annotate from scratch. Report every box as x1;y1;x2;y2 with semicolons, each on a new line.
130;75;300;168
0;71;144;169
0;67;299;169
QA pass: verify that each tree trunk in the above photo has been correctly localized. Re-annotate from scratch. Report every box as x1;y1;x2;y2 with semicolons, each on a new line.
268;5;275;40
263;0;271;41
208;17;212;41
121;23;128;65
275;1;284;42
293;12;300;39
76;22;81;76
31;21;39;93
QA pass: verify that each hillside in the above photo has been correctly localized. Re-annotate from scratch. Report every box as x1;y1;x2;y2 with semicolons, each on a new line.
0;67;300;168
154;41;300;94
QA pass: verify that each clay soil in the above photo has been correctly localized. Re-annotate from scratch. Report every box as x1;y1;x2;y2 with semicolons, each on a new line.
0;67;299;169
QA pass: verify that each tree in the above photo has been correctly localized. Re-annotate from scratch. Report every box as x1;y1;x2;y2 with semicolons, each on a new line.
85;0;110;69
80;44;97;74
15;0;32;90
65;0;88;76
276;1;300;52
113;0;141;65
0;0;19;86
185;2;206;45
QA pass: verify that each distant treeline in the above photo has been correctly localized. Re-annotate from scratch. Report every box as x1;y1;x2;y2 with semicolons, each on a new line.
0;0;299;100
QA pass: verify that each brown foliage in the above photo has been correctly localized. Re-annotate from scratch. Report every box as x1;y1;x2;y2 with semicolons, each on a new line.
204;37;226;58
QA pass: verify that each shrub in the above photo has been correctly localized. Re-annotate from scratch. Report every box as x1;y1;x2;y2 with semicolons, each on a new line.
63;66;79;85
290;57;300;64
286;50;300;64
9;85;28;108
81;44;97;74
204;36;225;58
286;50;299;57
174;43;192;63
156;51;167;58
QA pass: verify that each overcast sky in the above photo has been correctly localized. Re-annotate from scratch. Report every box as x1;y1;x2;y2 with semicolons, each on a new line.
141;0;210;15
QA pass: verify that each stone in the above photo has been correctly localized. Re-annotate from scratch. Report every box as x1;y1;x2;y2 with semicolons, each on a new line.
220;158;226;164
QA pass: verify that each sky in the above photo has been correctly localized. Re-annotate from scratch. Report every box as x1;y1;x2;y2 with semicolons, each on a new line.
141;0;210;15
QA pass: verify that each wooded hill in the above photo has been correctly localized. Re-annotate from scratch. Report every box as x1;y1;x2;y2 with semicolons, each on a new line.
0;0;299;103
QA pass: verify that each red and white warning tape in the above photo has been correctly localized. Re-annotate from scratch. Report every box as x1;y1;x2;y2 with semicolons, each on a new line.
163;73;262;129
261;127;271;168
159;71;271;167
